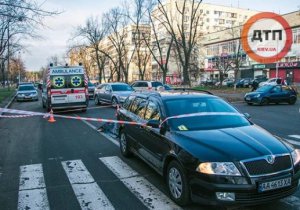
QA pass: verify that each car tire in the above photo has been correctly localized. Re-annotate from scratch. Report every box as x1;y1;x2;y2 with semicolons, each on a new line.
260;97;269;106
112;97;118;106
119;130;132;158
247;102;253;105
288;97;297;105
94;95;100;105
167;160;190;206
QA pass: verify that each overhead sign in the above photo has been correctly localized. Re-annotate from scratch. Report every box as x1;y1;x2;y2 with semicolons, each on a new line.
241;12;292;64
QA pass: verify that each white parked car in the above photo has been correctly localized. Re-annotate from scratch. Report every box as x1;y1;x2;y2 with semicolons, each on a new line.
215;78;234;86
259;78;285;87
131;80;164;91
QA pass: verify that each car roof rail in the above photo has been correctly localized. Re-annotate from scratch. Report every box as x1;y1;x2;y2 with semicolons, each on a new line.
173;87;214;95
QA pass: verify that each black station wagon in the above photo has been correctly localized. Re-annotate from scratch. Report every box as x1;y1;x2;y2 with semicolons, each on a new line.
117;90;300;207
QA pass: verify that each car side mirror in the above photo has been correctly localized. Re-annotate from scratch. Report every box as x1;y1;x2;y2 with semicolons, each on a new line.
146;119;160;128
244;113;251;119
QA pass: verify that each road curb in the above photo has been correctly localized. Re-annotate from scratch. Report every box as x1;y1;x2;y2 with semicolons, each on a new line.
0;93;16;116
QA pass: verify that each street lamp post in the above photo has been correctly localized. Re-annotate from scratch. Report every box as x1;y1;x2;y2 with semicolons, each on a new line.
18;51;21;84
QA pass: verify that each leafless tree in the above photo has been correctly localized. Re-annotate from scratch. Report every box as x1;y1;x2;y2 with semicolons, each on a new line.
103;7;134;83
72;16;108;83
156;0;203;86
141;3;174;84
9;55;25;83
0;0;60;83
124;0;152;80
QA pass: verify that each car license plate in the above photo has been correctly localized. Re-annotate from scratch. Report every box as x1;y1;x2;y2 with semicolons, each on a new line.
258;177;291;192
245;96;251;101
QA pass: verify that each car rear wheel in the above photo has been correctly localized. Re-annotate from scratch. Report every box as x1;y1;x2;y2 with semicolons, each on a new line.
119;130;132;157
289;97;297;105
94;95;100;105
167;160;190;206
260;97;269;105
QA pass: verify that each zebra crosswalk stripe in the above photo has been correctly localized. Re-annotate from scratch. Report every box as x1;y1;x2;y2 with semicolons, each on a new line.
61;159;114;210
18;164;50;210
288;135;300;140
285;139;300;146
100;156;182;210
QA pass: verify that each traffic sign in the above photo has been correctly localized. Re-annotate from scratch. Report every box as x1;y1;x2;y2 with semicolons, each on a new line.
241;12;292;64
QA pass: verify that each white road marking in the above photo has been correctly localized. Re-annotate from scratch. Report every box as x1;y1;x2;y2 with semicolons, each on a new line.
74;114;119;147
18;164;50;210
285;139;300;146
282;196;300;208
100;156;182;210
61;159;114;210
289;135;300;140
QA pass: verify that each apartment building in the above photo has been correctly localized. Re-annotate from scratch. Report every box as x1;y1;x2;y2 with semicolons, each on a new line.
150;0;258;84
70;24;152;83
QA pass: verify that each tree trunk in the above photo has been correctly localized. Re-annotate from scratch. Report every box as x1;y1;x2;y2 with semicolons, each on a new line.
182;66;190;86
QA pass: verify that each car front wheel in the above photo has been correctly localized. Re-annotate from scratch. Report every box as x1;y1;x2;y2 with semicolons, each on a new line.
119;130;132;157
167;160;190;206
94;95;100;105
260;97;269;105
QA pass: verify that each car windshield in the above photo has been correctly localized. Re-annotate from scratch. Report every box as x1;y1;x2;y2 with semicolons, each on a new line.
18;85;35;91
164;97;251;131
256;85;273;92
111;84;133;91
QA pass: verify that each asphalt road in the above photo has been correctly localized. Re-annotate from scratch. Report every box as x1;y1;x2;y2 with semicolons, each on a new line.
0;97;299;210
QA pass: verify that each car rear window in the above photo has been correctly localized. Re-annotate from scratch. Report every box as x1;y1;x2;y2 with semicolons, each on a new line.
151;82;163;87
18;85;35;91
111;84;133;91
164;98;250;131
51;75;84;89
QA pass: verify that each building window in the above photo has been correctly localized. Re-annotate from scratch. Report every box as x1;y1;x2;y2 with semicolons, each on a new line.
231;13;237;18
206;10;210;14
184;16;189;22
206;18;210;22
183;24;189;30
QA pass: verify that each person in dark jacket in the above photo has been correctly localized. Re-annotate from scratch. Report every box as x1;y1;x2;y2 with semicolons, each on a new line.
251;79;259;91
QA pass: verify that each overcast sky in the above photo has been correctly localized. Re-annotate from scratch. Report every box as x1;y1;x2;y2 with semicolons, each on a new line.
21;0;300;71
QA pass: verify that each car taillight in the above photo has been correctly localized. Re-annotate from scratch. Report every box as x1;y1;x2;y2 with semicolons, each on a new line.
148;87;152;90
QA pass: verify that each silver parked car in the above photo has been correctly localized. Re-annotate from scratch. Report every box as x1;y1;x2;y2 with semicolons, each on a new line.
16;85;38;101
94;82;133;105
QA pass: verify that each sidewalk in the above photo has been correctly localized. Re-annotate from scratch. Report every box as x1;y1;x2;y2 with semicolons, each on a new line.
211;91;245;103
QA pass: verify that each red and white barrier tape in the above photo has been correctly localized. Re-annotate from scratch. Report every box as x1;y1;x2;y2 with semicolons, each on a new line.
159;112;244;127
0;108;145;126
0;114;35;118
0;108;245;128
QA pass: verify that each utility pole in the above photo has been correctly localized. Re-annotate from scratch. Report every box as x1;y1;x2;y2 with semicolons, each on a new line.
7;20;10;88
